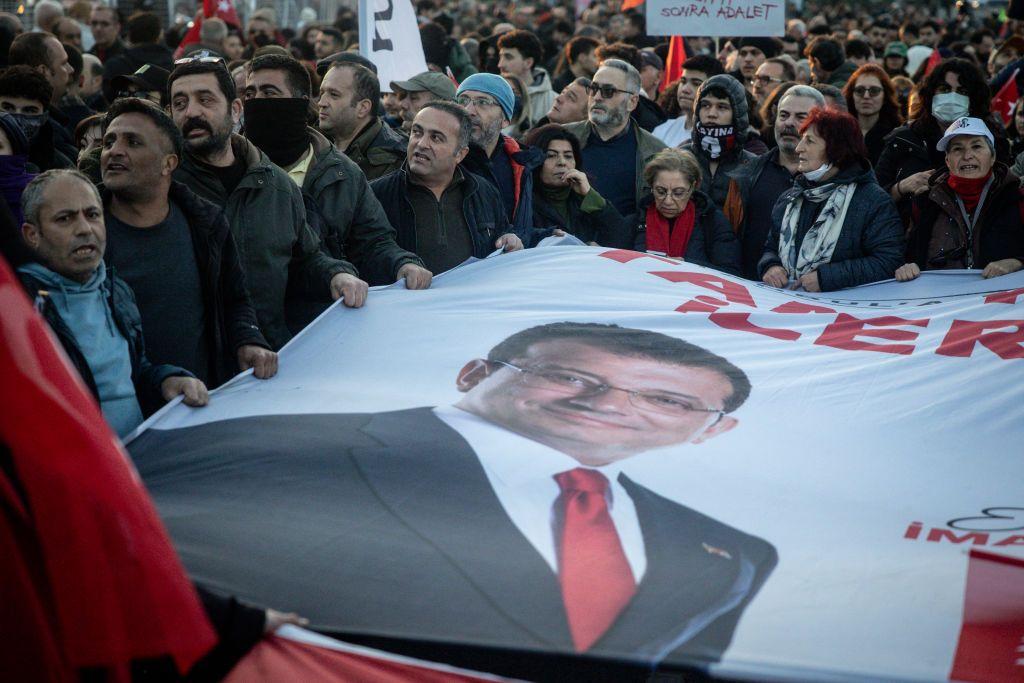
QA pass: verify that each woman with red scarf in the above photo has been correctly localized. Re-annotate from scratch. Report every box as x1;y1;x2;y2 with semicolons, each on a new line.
896;117;1024;281
634;149;741;275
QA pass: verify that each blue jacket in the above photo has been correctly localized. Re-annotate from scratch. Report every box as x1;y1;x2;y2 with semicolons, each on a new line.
461;135;543;241
370;166;526;260
759;162;904;291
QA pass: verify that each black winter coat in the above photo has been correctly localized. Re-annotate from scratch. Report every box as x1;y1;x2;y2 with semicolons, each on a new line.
103;182;270;388
634;191;742;276
370;167;526;261
759;162;904;291
530;187;628;248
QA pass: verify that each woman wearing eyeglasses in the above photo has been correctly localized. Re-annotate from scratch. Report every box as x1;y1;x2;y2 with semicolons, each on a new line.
634;149;741;275
760;107;903;292
896;117;1023;282
524;123;627;246
842;64;903;167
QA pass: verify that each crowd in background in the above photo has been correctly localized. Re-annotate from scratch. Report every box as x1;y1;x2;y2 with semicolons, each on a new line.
0;0;1022;440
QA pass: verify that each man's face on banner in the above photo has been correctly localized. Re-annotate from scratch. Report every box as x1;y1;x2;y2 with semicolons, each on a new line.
456;339;738;466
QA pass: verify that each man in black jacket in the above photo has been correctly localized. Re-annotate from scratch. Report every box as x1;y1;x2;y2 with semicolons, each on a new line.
100;11;172;102
17;169;208;436
100;97;276;388
370;102;525;274
0;66;75;171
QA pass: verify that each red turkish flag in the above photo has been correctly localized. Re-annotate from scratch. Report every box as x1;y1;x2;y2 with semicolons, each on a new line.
174;0;241;58
924;47;942;76
992;69;1020;126
621;0;644;9
661;36;687;91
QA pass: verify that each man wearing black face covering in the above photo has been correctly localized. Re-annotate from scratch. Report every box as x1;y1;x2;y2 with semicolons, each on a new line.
242;54;432;291
0;65;75;171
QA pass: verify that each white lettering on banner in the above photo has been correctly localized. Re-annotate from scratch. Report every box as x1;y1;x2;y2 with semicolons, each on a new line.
358;0;428;92
646;0;784;37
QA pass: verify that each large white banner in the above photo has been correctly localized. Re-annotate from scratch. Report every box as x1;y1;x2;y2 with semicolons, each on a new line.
358;0;428;92
131;248;1024;682
645;0;785;37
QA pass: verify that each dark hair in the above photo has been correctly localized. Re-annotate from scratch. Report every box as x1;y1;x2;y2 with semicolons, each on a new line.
900;22;918;37
681;54;725;78
804;37;845;72
8;32;54;69
969;29;994;45
327;62;381;117
126;12;160;44
759;80;796;129
565;36;599;65
914;57;992;133
800;106;868;169
921;20;941;33
844;39;873;62
497;29;543;67
63;42;83;80
103;97;184;157
596;42;641;71
0;65;53;106
420;100;471;150
419;22;451;67
319;27;344;47
658;79;683;117
842;63;903;128
486;322;752;413
74;112;103;148
168;59;236;102
249;53;312;98
524;123;584;186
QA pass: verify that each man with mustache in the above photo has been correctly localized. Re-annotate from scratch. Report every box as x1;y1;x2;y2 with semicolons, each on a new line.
100;97;277;389
564;59;666;222
16;169;209;437
168;57;362;350
733;86;825;279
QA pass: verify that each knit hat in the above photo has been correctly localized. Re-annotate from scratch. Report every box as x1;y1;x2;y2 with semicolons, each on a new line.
736;36;781;59
456;72;515;120
0;112;30;155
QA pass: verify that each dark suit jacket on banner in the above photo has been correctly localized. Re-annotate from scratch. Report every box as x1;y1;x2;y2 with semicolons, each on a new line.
129;408;777;667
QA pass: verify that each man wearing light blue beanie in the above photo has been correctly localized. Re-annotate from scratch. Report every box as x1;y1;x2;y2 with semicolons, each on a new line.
455;72;543;240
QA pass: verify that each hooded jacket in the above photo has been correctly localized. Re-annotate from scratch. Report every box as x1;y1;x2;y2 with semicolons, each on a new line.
174;134;351;350
684;74;757;210
634;190;742;276
102;181;270;388
907;163;1024;270
759;161;904;291
303;127;423;285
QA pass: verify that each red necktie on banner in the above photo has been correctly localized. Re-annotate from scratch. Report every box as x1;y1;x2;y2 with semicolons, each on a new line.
554;468;636;652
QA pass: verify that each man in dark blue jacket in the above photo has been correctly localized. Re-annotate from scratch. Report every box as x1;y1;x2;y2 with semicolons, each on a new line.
371;102;525;274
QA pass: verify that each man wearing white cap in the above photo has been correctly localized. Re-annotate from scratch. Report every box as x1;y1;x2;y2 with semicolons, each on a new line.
896;116;1024;281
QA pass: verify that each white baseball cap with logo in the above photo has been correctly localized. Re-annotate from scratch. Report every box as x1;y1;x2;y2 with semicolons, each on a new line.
937;116;995;152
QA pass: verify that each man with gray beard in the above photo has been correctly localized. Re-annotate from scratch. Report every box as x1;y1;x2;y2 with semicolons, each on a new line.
733;86;825;279
455;73;542;238
563;59;666;222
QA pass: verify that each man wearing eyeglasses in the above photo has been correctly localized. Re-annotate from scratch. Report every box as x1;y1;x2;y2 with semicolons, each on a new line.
131;321;776;667
751;58;796;107
563;59;667;223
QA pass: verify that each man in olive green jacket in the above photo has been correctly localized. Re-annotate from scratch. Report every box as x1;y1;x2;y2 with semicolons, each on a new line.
169;59;363;351
343;117;407;181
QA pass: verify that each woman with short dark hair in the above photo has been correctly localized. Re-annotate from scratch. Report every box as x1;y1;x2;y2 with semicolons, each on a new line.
760;107;903;291
525;123;626;246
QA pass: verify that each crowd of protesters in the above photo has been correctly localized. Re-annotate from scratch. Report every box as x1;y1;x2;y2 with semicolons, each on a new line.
1;0;1024;443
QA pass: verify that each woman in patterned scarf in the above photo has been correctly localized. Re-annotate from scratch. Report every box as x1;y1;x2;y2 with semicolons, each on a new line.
759;107;904;292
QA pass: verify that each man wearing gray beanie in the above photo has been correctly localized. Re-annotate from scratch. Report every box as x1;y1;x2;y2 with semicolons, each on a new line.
455;73;542;239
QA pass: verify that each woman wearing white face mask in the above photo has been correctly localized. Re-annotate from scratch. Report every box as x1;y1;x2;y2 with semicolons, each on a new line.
760;107;903;292
875;59;1009;223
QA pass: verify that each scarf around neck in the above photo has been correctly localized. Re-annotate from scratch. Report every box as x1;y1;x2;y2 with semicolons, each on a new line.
694;121;736;160
644;201;697;257
946;172;992;214
778;179;857;279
